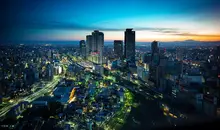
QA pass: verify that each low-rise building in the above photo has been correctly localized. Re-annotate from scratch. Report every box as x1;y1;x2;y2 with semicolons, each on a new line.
32;96;57;108
53;86;76;104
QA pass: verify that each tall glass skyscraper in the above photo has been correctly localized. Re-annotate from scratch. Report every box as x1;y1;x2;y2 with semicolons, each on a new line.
79;40;86;58
86;35;93;57
124;29;135;61
88;30;104;64
114;40;123;59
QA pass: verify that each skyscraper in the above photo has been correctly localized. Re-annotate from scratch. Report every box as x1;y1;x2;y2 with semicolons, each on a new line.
47;49;53;61
79;40;86;58
149;41;160;85
216;46;220;86
86;35;93;57
216;46;220;64
151;41;159;57
89;30;104;64
114;40;123;59
46;63;53;81
142;53;151;63
176;47;184;61
124;29;135;61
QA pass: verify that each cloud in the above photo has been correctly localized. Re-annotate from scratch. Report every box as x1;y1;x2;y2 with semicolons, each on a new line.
6;21;180;33
96;27;180;34
174;33;220;37
2;20;181;33
2;21;94;31
2;20;220;41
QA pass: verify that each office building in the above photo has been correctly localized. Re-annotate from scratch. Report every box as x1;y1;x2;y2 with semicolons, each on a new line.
215;46;220;63
24;67;35;85
124;29;135;61
89;30;104;64
165;60;183;76
86;35;93;57
215;46;220;86
137;66;149;81
149;41;160;86
46;63;53;81
33;67;39;82
151;41;159;55
32;96;56;108
114;40;123;59
79;40;86;58
47;50;53;59
176;47;184;61
54;65;62;75
142;53;151;63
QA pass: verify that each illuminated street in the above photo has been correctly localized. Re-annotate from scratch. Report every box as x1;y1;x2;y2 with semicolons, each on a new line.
0;76;61;118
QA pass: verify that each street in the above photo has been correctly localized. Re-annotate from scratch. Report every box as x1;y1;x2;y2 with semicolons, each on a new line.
0;76;61;118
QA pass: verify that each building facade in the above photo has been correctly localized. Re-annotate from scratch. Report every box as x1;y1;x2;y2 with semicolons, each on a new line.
114;40;123;59
86;35;93;57
88;30;104;64
124;29;135;61
79;40;86;59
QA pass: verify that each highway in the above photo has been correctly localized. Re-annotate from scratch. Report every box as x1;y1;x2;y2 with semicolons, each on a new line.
0;76;61;118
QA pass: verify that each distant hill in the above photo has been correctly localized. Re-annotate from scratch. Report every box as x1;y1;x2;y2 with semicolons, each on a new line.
136;40;220;47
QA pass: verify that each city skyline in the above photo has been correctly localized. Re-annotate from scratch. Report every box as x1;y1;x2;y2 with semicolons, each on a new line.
2;0;220;42
1;1;220;129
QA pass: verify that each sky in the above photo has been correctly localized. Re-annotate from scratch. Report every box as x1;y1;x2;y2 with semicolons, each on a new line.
1;0;220;42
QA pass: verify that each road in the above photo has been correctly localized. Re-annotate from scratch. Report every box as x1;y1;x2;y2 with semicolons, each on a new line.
106;68;161;98
0;76;61;118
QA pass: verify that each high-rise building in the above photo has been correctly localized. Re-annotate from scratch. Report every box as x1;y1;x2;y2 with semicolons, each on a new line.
151;41;159;53
216;46;220;64
33;67;39;82
92;30;104;52
54;65;62;75
151;41;159;59
46;63;53;81
114;40;123;59
79;40;86;58
124;29;135;61
215;46;220;86
176;47;184;61
90;30;104;64
142;53;151;63
24;67;34;85
86;35;93;56
47;49;53;61
149;41;160;85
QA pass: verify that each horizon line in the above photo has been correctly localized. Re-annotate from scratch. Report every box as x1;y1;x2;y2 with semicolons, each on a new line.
1;39;220;43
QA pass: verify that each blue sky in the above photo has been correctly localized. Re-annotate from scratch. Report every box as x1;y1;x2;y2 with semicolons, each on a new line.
1;0;220;42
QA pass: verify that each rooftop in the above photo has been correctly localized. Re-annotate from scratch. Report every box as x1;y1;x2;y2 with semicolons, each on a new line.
53;86;74;96
34;96;57;102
